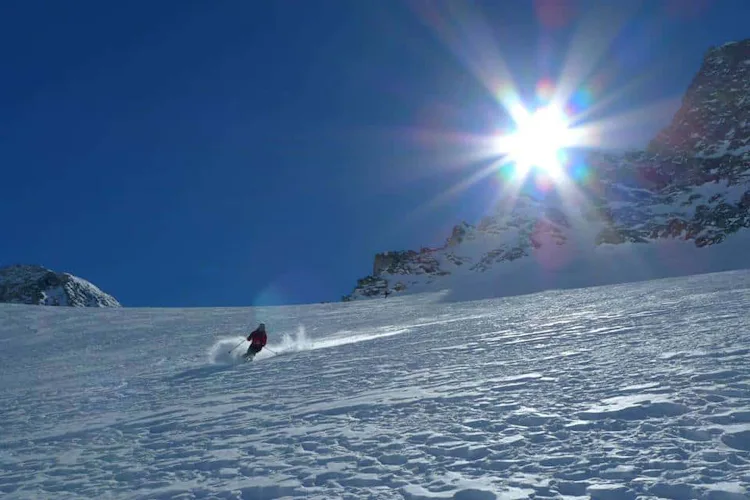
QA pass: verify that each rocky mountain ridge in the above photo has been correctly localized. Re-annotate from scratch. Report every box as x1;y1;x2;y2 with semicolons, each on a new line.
0;264;121;307
344;39;750;301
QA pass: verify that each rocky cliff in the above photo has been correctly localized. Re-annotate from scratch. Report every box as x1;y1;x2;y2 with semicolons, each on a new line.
649;40;750;158
343;39;750;302
0;264;121;307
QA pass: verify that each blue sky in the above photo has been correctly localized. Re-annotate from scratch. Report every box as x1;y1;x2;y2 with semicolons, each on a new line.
1;0;748;307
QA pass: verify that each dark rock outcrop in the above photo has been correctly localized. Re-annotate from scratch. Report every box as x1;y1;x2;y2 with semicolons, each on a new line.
0;264;121;307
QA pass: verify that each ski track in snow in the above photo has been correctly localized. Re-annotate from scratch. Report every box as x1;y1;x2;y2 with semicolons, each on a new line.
2;271;750;499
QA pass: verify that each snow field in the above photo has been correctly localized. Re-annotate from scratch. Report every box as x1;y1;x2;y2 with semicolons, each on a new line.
1;270;750;498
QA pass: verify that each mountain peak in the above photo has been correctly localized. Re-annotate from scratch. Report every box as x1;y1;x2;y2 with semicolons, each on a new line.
0;264;121;307
344;39;750;302
648;38;750;157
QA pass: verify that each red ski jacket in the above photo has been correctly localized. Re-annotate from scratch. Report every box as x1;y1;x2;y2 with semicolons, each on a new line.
248;329;267;347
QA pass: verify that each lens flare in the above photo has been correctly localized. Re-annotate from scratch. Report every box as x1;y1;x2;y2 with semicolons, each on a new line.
493;104;575;180
396;0;664;242
536;78;556;104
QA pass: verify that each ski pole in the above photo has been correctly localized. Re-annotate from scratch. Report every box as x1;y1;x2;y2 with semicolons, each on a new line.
265;347;277;355
228;340;245;353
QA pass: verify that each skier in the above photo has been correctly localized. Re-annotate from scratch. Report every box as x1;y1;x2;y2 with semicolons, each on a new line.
243;323;268;360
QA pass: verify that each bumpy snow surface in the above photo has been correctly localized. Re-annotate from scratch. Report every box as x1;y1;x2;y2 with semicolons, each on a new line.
2;272;750;499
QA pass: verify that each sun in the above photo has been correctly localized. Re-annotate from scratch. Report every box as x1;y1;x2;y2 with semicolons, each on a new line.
495;105;574;179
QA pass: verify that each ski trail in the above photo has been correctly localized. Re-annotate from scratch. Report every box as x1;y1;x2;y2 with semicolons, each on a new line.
208;325;411;364
266;325;410;355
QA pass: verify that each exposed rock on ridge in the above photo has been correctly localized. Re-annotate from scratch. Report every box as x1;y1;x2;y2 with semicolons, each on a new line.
649;39;750;158
0;264;121;307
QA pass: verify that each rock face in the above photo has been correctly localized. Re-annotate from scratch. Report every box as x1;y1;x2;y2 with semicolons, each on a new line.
343;39;750;302
0;265;121;307
648;39;750;158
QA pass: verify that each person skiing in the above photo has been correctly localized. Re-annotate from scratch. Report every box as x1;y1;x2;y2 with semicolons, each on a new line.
243;323;267;360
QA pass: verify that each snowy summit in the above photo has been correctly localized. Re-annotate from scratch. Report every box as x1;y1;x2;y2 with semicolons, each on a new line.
0;264;121;307
344;39;750;302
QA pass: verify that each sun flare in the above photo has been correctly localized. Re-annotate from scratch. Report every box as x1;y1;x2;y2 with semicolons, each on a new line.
495;105;573;179
398;1;671;226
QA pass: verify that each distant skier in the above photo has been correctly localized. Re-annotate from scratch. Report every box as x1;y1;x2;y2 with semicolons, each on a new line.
243;323;268;360
384;289;390;298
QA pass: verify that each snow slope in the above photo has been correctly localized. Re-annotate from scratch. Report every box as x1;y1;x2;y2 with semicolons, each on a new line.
2;271;750;499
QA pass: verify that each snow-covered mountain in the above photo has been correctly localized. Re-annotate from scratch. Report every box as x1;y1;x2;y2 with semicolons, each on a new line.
2;270;750;498
0;264;121;307
344;39;750;301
